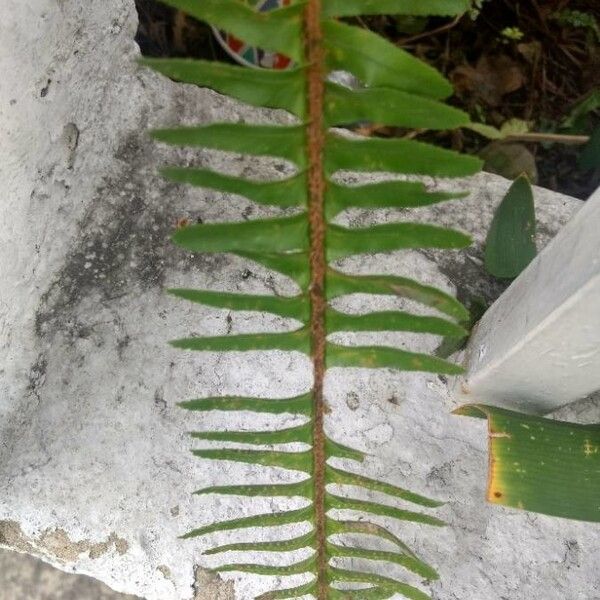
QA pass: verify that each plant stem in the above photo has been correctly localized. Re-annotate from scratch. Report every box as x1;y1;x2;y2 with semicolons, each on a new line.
304;0;327;597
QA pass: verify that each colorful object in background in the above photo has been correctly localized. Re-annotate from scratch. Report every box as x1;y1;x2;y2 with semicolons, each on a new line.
212;0;294;69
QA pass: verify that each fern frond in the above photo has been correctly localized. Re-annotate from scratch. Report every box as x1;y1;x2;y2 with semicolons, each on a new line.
145;0;479;597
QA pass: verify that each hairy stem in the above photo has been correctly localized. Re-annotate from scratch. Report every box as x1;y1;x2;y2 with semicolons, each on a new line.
304;0;327;597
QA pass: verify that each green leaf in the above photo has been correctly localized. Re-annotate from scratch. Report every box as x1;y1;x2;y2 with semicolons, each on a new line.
484;175;537;279
322;20;452;99
140;59;306;117
168;288;309;322
325;83;470;130
327;309;467;337
326;269;470;323
256;581;317;600
326;465;443;508
191;422;312;445
205;531;315;554
161;167;307;208
151;123;307;166
197;480;312;499
193;448;312;471
327;344;463;375
326;438;365;462
329;567;432;600
326;494;445;527
170;329;310;353
327;222;470;261
323;0;469;17
328;543;438;581
237;251;310;290
173;214;308;255
157;0;306;62
325;133;482;177
178;393;312;415
325;179;467;220
182;505;313;538
454;405;600;522
217;555;316;576
328;587;397;600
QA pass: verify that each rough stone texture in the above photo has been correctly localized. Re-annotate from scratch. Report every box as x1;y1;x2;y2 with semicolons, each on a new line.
1;1;599;600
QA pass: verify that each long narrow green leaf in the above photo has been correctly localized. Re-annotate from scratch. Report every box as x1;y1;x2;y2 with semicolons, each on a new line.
182;505;313;538
257;580;317;600
325;133;482;177
191;423;312;445
237;251;310;290
140;59;306;117
218;555;316;576
158;0;306;62
328;543;438;581
455;404;600;522
326;438;365;462
161;167;307;208
326;269;469;323
326;465;443;508
168;288;309;322
323;0;469;17
325;83;470;130
205;531;315;554
178;393;312;415
197;480;312;499
170;329;310;353
325;180;467;219
327;309;466;337
327;494;445;526
329;568;431;600
193;448;312;471
173;214;308;255
327;344;463;374
323;20;451;99
152;123;306;166
328;587;396;600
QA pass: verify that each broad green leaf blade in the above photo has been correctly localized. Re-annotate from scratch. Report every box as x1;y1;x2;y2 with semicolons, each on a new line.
322;20;452;99
205;531;315;554
327;494;445;527
218;555;316;576
327;269;469;323
173;214;308;254
326;438;365;462
161;167;307;209
325;133;482;177
484;175;537;279
237;251;310;290
454;405;600;522
197;480;312;499
323;0;469;17
325;180;467;220
327;344;463;375
193;448;312;471
170;329;310;353
192;423;312;445
329;568;431;600
326;309;467;337
325;83;470;130
158;0;306;62
327;223;470;261
326;465;443;508
152;123;306;166
178;393;312;415
256;581;317;600
327;519;417;557
328;543;438;581
182;505;313;538
168;288;309;322
140;59;306;117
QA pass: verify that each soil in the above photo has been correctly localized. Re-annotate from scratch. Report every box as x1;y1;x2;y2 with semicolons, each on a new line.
134;0;600;199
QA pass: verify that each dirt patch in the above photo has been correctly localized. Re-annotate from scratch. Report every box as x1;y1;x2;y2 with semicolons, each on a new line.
193;567;235;600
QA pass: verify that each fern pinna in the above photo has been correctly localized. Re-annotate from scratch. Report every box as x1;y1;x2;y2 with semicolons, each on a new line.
143;0;480;598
